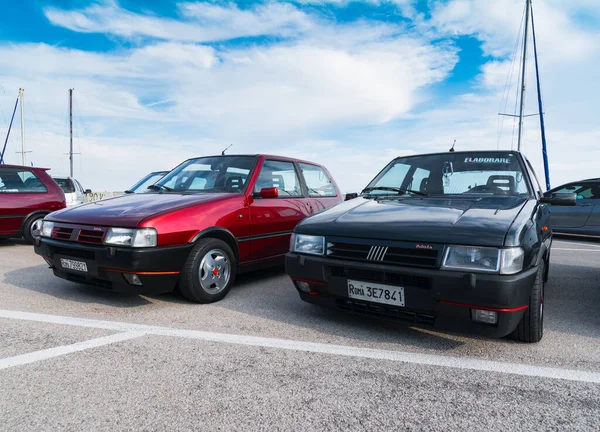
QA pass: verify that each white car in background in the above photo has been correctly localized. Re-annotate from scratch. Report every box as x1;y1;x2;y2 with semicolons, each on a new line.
52;176;91;207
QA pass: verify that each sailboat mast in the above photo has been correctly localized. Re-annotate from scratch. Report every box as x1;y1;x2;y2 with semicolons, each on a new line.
1;96;19;164
69;88;73;177
517;0;531;152
530;4;550;191
19;88;25;166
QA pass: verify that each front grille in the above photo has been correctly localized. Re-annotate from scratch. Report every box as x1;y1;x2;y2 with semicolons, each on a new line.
336;299;435;326
52;227;73;240
77;229;105;244
328;240;442;268
65;273;113;290
330;266;431;290
50;246;95;260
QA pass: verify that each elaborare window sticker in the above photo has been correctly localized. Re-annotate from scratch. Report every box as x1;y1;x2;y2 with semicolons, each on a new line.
464;157;511;164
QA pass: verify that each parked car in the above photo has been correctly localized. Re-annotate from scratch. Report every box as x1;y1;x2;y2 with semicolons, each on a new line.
545;178;600;238
34;155;342;302
0;165;66;243
52;176;91;207
125;170;168;194
286;150;576;343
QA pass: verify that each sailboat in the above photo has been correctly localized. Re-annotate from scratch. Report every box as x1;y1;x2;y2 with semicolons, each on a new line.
500;0;551;191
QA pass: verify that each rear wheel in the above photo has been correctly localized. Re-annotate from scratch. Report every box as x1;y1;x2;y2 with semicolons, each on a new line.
179;238;236;304
510;262;545;343
23;214;45;244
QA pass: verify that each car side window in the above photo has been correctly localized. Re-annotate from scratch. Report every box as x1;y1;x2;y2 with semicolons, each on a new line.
299;163;337;197
255;160;302;197
0;169;47;193
554;184;596;200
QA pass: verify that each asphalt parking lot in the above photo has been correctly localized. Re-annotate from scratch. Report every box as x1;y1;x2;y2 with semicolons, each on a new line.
1;238;599;431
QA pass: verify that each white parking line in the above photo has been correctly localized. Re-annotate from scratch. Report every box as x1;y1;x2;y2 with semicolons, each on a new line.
1;309;600;384
553;248;600;252
554;241;600;249
0;332;144;370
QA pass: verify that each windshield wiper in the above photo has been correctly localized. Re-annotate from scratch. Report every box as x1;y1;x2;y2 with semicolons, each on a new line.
147;184;173;192
361;186;427;196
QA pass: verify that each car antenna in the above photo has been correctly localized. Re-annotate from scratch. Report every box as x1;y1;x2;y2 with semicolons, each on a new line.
222;144;233;155
449;139;456;152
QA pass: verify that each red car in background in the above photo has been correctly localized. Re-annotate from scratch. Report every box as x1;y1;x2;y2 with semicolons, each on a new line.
34;155;342;303
0;165;66;243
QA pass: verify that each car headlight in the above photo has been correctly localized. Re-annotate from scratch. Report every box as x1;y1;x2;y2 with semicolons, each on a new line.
293;234;325;255
40;220;54;238
104;228;158;248
499;247;525;275
442;246;524;274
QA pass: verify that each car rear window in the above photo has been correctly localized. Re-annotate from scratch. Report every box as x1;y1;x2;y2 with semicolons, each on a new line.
53;178;75;193
0;169;48;193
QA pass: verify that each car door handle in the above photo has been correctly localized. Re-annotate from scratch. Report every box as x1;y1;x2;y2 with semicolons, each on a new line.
579;203;593;207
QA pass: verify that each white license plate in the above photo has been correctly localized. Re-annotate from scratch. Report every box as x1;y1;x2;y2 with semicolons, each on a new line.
60;258;88;273
347;279;405;306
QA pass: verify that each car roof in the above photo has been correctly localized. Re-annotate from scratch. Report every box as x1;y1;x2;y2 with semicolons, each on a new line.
0;164;49;171
185;154;326;166
391;150;523;160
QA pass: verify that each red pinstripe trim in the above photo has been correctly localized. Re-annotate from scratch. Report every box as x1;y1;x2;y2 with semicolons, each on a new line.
291;277;326;286
438;301;528;313
103;269;179;275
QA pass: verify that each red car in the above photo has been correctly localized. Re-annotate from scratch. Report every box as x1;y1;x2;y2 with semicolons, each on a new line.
0;165;66;243
34;155;342;302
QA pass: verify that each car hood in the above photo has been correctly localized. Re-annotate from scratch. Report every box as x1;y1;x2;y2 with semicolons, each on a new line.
296;196;530;247
47;192;234;227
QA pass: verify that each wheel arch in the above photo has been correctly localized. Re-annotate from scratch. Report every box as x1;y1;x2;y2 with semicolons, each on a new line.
19;210;50;233
190;227;240;263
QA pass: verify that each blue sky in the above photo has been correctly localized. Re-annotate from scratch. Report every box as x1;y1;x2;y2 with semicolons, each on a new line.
1;0;599;192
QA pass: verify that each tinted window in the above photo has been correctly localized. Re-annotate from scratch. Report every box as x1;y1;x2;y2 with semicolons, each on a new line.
255;160;302;197
368;153;530;196
158;156;254;193
0;169;47;193
299;163;336;197
554;183;600;200
53;178;75;193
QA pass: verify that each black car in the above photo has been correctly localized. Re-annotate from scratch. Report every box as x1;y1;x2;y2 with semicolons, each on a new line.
546;178;600;238
285;151;576;343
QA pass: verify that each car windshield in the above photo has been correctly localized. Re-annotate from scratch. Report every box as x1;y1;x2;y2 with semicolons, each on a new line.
53;178;75;194
366;152;531;197
129;172;168;193
155;156;255;193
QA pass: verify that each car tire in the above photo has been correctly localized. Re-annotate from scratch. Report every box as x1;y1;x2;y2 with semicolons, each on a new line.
179;238;236;304
23;214;45;244
510;262;545;343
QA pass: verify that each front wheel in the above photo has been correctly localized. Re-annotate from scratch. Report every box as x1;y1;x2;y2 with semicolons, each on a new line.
510;262;545;343
179;238;236;304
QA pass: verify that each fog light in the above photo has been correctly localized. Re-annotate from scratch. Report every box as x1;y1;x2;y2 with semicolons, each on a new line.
472;309;498;324
295;281;311;293
123;273;143;286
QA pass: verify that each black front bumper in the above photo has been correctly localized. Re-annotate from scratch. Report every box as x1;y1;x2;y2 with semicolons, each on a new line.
34;238;193;295
285;253;538;338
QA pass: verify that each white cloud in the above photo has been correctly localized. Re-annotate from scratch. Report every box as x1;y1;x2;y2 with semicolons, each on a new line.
44;1;314;42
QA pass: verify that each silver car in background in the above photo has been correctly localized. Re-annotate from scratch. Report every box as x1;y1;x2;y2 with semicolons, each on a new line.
52;176;91;207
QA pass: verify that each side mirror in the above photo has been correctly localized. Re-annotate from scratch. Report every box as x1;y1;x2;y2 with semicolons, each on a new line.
124;190;134;194
84;189;92;194
258;187;278;199
345;192;358;201
540;192;577;206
